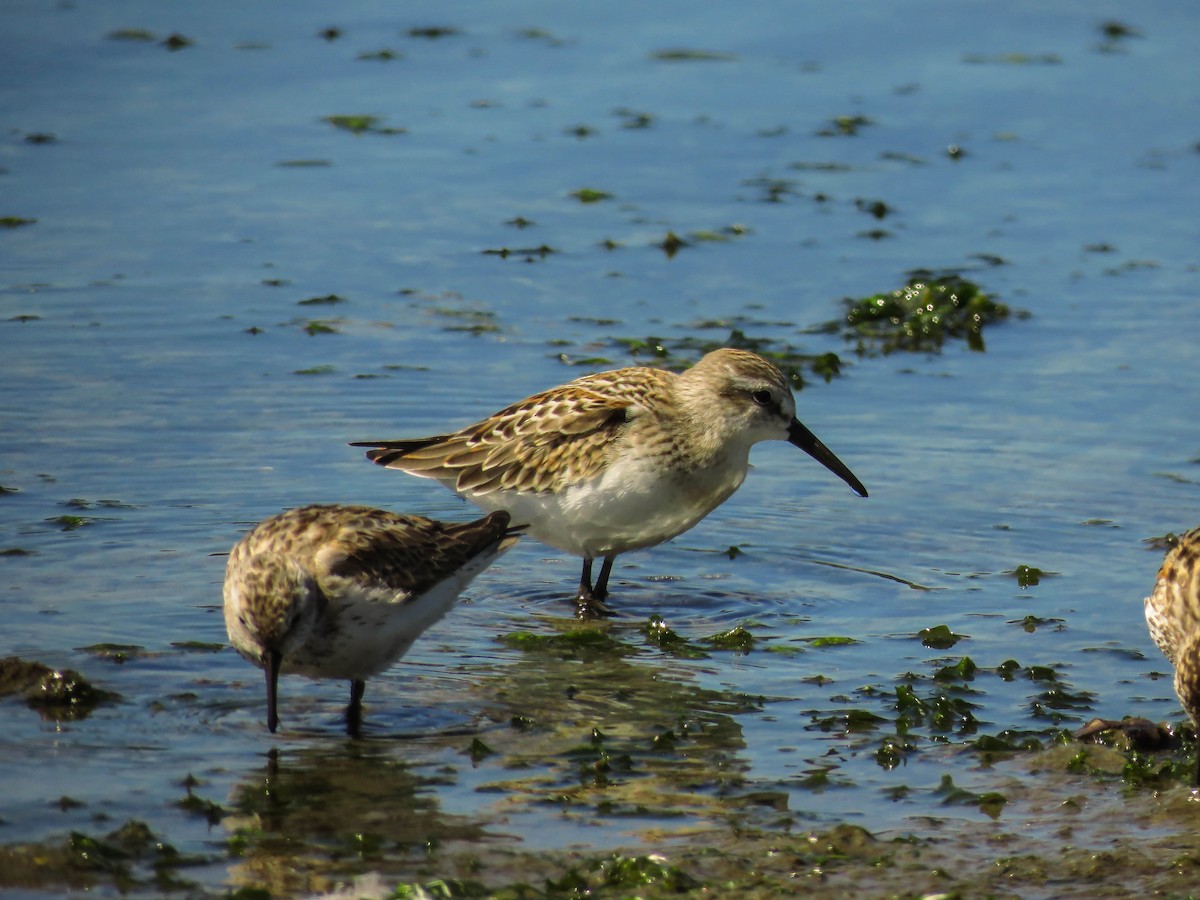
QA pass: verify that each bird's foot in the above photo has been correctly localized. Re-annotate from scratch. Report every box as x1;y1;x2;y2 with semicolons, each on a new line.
1074;716;1172;750
572;587;617;619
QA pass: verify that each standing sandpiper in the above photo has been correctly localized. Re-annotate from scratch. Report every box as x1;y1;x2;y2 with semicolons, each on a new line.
223;504;520;735
352;348;866;614
1144;527;1200;782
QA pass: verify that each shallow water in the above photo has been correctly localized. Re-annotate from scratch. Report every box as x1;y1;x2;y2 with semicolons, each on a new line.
2;0;1199;895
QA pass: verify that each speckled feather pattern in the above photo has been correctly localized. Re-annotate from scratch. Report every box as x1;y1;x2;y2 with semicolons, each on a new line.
224;505;518;681
361;349;793;496
353;348;866;600
1145;528;1200;725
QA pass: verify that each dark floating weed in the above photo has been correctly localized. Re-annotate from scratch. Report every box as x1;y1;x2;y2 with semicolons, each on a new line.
802;635;859;648
972;731;1044;755
294;365;336;376
356;48;403;62
823;271;1017;354
407;26;461;39
570;187;613;203
613;107;654;129
323;114;406;136
818;114;872;136
297;293;346;306
650;48;737;62
1098;20;1142;53
481;244;556;262
854;198;892;219
1009;614;1066;633
814;708;889;734
934;774;1007;817
46;514;92;531
743;174;798;203
466;737;494;763
642;616;709;659
703;626;756;652
1100;20;1140;40
106;28;157;42
169;641;224;653
302;320;338;336
177;783;225;825
962;52;1062;65
78;643;147;663
1010;564;1055;587
917;624;966;649
518;27;566;46
161;33;192;51
658;231;688;257
0;656;118;720
875;735;917;768
318;26;341;41
932;656;977;682
689;223;751;242
857;227;891;241
498;628;635;661
895;684;980;734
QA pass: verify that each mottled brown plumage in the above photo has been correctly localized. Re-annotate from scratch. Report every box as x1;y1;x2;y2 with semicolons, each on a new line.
224;505;520;734
1144;527;1200;782
352;348;866;613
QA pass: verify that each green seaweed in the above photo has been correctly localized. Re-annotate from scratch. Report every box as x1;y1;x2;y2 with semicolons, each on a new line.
642;616;709;659
106;28;157;42
650;48;737;62
323;114;405;135
357;48;403;61
917;625;966;649
0;656;118;719
497;628;633;660
703;625;756;652
408;26;460;39
827;272;1015;354
570;188;613;203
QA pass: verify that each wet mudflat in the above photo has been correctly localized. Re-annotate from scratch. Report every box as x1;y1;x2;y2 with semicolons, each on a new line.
2;1;1199;897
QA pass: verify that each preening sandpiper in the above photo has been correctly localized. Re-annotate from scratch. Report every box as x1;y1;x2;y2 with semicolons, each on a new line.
352;348;866;614
223;504;520;735
1144;527;1200;782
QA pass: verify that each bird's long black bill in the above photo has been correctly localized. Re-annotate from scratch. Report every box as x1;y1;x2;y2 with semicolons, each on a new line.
787;418;868;498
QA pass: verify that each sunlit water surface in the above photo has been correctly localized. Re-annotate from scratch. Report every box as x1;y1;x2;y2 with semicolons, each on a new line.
2;0;1199;894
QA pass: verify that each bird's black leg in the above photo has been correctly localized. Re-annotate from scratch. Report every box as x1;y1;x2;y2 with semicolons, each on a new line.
347;679;365;738
265;649;281;734
575;558;595;603
573;556;617;619
593;556;616;600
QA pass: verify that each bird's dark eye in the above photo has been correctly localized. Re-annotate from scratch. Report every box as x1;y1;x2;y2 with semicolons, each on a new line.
751;390;773;406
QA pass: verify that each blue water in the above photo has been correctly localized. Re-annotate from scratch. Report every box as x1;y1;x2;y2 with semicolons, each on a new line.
2;0;1199;893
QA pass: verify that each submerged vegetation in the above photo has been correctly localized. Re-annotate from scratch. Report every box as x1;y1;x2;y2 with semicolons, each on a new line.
0;656;117;720
823;271;1019;354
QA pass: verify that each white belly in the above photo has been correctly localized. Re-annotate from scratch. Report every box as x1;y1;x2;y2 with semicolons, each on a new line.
468;450;750;559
